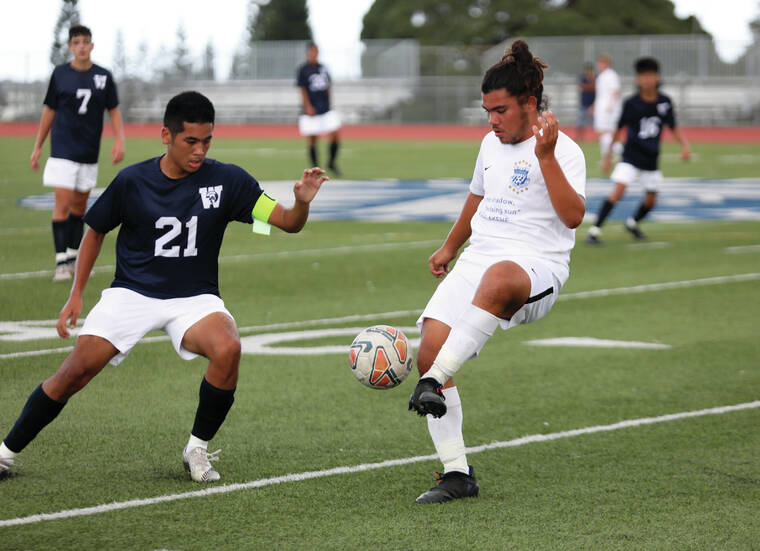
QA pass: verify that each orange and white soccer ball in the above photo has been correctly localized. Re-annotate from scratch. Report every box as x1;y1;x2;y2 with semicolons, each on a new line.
348;325;414;389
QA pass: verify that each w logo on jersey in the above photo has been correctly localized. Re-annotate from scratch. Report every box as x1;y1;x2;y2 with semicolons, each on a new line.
93;74;108;90
199;186;223;209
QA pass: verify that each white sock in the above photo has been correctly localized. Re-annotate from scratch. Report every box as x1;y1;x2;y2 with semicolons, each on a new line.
0;441;17;459
185;434;208;453
427;387;468;474
426;305;500;385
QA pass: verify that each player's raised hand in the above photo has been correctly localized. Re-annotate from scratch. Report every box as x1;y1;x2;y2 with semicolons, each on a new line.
532;111;559;160
293;167;328;204
57;294;83;339
428;245;457;278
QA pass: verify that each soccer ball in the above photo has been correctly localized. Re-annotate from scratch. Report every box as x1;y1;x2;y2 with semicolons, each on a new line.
348;325;414;389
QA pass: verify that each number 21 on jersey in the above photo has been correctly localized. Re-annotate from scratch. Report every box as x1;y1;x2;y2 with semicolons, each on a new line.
155;216;198;257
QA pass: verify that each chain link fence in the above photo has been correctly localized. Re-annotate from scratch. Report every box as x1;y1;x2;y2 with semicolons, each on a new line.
2;35;758;125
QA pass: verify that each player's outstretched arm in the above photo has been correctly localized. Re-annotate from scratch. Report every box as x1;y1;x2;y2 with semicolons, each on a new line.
30;106;56;171
57;228;105;338
671;127;690;161
429;192;482;278
267;168;329;233
533;111;585;229
108;107;126;164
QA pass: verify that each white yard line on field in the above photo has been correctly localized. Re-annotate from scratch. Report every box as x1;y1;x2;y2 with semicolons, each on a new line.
0;272;758;361
1;399;758;528
725;244;760;254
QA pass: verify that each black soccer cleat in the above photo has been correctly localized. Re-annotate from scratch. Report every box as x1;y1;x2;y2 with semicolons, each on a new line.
624;218;647;240
408;377;446;418
415;466;479;504
328;163;342;177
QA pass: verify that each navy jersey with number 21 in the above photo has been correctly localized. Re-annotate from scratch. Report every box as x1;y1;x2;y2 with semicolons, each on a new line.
84;157;266;299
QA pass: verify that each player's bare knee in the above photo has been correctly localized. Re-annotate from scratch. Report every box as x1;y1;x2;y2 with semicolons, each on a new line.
210;335;241;369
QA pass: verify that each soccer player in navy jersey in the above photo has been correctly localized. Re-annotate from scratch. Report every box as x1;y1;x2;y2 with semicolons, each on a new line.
297;42;342;176
30;24;126;282
586;57;690;244
0;91;327;482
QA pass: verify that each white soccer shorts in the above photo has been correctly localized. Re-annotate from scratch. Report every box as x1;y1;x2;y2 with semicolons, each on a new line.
610;162;663;192
298;110;341;136
79;287;234;366
417;254;562;332
43;157;98;192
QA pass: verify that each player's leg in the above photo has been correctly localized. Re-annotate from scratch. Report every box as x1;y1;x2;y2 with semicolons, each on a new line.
413;317;480;503
308;135;319;167
587;162;636;244
328;128;341;176
44;158;77;280
179;311;240;482
419;261;529;394
0;336;117;474
64;190;90;273
625;170;661;240
52;187;74;280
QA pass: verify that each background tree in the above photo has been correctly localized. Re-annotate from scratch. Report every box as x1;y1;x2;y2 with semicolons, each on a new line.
112;29;128;80
200;42;216;80
50;0;81;66
250;0;313;41
361;0;707;45
167;25;193;81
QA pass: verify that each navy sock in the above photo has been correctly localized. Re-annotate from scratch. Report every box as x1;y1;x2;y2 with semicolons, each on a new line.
4;384;66;454
633;202;653;222
595;199;615;228
309;145;318;167
329;140;339;166
191;378;235;442
52;221;67;263
66;214;84;252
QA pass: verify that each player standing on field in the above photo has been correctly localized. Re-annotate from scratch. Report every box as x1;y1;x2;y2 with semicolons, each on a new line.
0;91;328;483
586;57;690;244
30;24;126;282
296;42;342;176
408;40;586;503
592;54;622;161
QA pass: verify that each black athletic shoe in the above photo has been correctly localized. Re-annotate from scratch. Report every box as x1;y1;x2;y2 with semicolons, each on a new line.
328;163;342;177
624;218;647;240
408;377;446;418
416;466;479;503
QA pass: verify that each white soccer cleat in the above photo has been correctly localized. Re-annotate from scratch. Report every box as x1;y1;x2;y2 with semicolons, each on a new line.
182;447;221;483
53;264;73;282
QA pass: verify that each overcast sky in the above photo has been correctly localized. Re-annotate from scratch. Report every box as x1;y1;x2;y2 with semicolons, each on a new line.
1;0;757;81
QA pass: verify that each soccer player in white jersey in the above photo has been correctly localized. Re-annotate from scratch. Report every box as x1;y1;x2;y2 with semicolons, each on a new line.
0;92;327;483
593;54;622;160
30;25;125;282
408;40;586;504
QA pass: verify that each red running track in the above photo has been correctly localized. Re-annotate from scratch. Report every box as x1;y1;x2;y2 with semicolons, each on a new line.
1;121;758;142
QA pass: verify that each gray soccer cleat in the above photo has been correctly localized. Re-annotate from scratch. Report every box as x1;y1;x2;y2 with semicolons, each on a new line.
182;447;221;483
53;263;73;281
0;456;19;477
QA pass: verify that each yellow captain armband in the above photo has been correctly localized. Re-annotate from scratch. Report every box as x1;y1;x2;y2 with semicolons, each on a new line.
252;193;277;235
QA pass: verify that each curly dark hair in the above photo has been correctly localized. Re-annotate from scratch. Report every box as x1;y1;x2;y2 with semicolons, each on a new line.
481;40;549;111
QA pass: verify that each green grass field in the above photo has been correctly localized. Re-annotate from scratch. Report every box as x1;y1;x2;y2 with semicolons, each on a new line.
0;134;759;550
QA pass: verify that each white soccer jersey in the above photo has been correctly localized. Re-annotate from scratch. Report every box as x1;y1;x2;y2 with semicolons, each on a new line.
593;68;622;130
465;130;586;282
